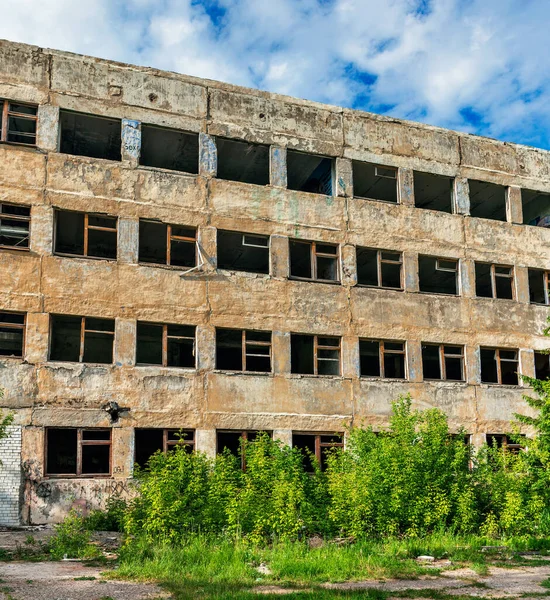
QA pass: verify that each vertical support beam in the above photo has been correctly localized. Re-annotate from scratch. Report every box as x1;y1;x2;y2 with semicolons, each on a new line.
520;348;536;383
114;318;136;367
403;251;419;293
36;105;59;152
407;340;423;382
342;336;360;379
460;259;476;299
272;331;290;374
270;146;286;188
197;324;216;372
24;312;49;364
336;157;352;198
30;205;54;256
198;225;217;270
111;427;134;478
273;430;292;446
117;218;139;264
340;243;357;287
398;167;415;206
454;177;470;215
195;429;217;458
470;432;486;450
199;133;217;177
121;119;141;166
270;235;289;279
507;186;523;224
515;265;530;304
466;346;481;385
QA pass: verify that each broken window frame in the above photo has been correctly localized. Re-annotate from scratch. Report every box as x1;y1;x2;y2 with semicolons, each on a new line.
0;311;25;358
138;219;197;267
0;203;31;251
421;343;465;382
535;351;550;380
291;334;341;376
45;427;112;477
54;210;118;260
216;430;272;470
356;248;403;290
486;433;525;454
289;240;340;283
136;322;196;368
359;339;407;379
49;315;115;364
480;347;519;385
418;255;459;296
0;99;38;146
475;262;515;300
528;269;550;305
292;432;344;472
216;328;272;373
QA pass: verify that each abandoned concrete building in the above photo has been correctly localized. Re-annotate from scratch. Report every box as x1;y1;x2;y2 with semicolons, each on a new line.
0;38;550;525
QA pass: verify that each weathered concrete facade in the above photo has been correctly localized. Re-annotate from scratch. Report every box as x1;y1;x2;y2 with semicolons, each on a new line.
0;40;549;524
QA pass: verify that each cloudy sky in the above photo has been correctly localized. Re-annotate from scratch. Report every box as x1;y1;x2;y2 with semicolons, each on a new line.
2;0;549;148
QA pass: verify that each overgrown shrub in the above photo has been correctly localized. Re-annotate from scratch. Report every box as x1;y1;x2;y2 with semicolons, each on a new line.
85;495;127;532
49;510;102;559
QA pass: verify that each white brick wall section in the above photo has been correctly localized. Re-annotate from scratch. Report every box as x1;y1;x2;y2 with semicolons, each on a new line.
0;425;22;526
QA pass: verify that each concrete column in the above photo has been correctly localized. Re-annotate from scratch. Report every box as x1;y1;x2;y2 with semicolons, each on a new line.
336;157;352;198
30;205;53;256
117;218;139;264
114;318;136;367
340;243;357;287
270;235;289;279
515;266;530;304
272;331;290;374
460;259;476;299
470;432;486;450
111;427;134;478
198;225;217;270
195;428;217;458
342;336;360;379
273;429;292;446
36;105;59;152
398;167;414;206
466;346;481;385
520;348;535;384
199;133;217;177
121;119;141;166
507;186;523;224
407;340;423;382
270;146;286;188
24;312;49;364
403;251;419;293
197;324;216;372
454;177;470;215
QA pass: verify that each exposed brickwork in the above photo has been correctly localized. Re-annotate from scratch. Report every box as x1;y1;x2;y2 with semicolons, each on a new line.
0;426;22;526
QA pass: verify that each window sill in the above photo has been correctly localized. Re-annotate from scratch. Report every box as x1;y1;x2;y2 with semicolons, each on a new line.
353;195;399;206
360;376;408;382
0;140;38;150
289;277;341;286
214;176;270;189
54;252;117;262
47;360;113;367
0;245;30;253
212;369;273;376
480;383;521;389
135;364;196;372
57;151;122;164
217;268;271;278
475;296;517;302
288;373;343;379
418;291;459;297
137;164;198;177
43;474;112;479
355;284;403;292
423;379;467;384
138;261;196;271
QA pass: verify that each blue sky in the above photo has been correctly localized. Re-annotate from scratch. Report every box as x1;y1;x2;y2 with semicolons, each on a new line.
3;0;550;149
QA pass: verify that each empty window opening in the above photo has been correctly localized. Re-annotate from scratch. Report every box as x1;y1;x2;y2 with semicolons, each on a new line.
469;180;507;222
46;428;111;476
414;171;453;213
356;247;402;289
136;323;195;368
0;203;30;250
522;188;550;227
422;344;464;381
217;230;269;274
0;312;25;358
134;429;194;468
287;150;334;195
360;339;406;379
217;430;272;470
528;269;550;305
55;210;117;259
291;334;341;376
292;433;343;472
139;220;196;267
290;239;339;282
419;256;458;295
60;110;121;161
140;124;199;174
0;100;37;145
215;137;270;186
216;328;272;373
475;263;514;300
486;433;525;454
50;315;114;364
535;351;550;380
352;161;398;203
480;348;518;385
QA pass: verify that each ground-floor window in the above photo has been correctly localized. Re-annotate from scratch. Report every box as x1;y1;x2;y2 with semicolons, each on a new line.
134;428;195;468
292;432;344;471
45;428;111;476
216;430;272;469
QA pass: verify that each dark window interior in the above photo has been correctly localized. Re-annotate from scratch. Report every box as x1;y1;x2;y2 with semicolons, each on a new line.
139;220;166;264
0;312;24;357
352;161;398;203
486;434;507;449
480;348;498;383
46;428;77;475
55;211;84;256
50;315;114;364
82;318;115;364
136;323;195;368
139;221;195;267
444;346;464;381
419;256;458;295
293;433;317;472
469;180;507;222
291;334;314;374
216;328;243;370
167;325;195;368
290;241;312;279
140;125;199;174
134;429;194;468
1;101;37;145
0;203;30;249
315;244;338;281
356;247;378;286
494;266;513;300
289;240;338;282
216;137;270;185
383;342;406;378
46;428;110;476
50;315;81;362
216;431;268;469
55;211;117;259
217;230;269;274
356;248;402;288
500;350;519;385
535;352;550;380
522;189;550;227
136;323;163;365
287;150;334;195
414;171;453;213
528;269;547;304
245;330;271;373
360;340;380;377
60;110;121;161
292;433;343;472
422;344;441;379
475;263;493;298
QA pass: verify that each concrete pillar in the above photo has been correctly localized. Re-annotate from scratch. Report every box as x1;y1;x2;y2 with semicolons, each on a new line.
470;432;486;449
270;235;289;279
336;157;352;198
24;312;49;364
407;340;423;382
273;429;292;446
114;318;136;367
515;266;530;304
195;428;217;458
342;336;360;379
272;331;290;374
340;243;357;287
121;119;141;166
460;259;476;299
398;167;414;206
117;218;139;264
403;251;419;293
197;325;216;372
199;133;217;177
112;427;134;478
36;105;59;152
270;146;286;188
30;205;53;256
454;177;470;215
466;346;481;385
197;225;217;270
507;186;523;224
520;348;535;384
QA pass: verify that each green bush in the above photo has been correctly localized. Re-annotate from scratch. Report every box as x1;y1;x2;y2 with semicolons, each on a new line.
49;510;102;559
85;495;127;532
